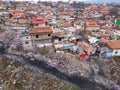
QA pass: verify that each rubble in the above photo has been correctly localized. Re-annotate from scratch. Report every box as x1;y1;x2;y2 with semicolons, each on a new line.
0;55;79;90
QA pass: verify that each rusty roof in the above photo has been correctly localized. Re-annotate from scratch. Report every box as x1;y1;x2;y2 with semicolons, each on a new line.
80;42;94;53
106;40;120;49
29;26;53;35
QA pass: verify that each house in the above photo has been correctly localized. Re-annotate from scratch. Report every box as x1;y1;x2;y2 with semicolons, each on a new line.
21;31;33;50
11;10;25;17
84;7;91;11
109;30;120;40
104;40;120;56
101;38;120;56
43;7;52;14
80;42;95;55
15;3;26;11
52;31;66;43
0;1;7;10
1;11;9;19
74;19;84;25
62;24;76;33
97;30;111;40
25;8;37;15
5;17;17;30
5;15;28;33
58;12;71;20
29;26;53;48
52;31;69;49
77;42;95;60
17;16;28;24
97;41;112;58
31;16;48;27
86;19;100;31
90;4;98;11
100;7;109;14
12;25;28;34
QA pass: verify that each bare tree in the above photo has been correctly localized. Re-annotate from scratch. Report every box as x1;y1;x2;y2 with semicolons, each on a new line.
109;7;119;17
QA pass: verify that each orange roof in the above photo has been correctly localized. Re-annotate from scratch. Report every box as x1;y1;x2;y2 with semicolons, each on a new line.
105;40;120;49
86;20;100;27
32;20;48;24
16;3;25;7
63;24;72;27
11;11;24;17
85;7;91;10
29;26;53;35
101;38;108;43
86;24;100;27
6;18;15;22
31;16;48;24
59;12;70;16
0;1;5;4
101;7;109;11
116;18;120;20
31;16;44;20
43;7;51;11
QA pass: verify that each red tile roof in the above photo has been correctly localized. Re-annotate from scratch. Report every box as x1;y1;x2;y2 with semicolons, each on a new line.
59;12;70;16
31;16;44;20
101;7;109;11
102;39;120;49
106;40;120;49
86;20;100;27
86;24;100;27
31;16;48;24
32;20;48;24
5;18;16;22
116;18;120;20
0;1;5;4
29;26;53;35
11;10;25;17
62;24;72;27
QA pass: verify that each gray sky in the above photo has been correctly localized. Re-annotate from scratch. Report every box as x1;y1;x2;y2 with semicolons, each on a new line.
14;0;120;3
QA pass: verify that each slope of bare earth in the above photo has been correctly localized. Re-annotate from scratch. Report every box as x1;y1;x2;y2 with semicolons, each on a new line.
0;55;79;90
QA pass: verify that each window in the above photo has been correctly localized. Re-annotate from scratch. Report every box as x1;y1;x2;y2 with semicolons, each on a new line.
45;22;48;25
48;34;51;37
115;51;118;54
36;35;39;38
59;38;62;41
25;42;29;44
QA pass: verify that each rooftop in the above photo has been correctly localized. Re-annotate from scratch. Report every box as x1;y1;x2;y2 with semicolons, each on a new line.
106;40;120;49
80;42;94;53
29;26;53;35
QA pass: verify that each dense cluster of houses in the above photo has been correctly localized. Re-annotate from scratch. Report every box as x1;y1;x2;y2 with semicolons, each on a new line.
0;1;120;59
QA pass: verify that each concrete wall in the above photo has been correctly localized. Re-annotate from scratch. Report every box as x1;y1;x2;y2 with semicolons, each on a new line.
112;49;120;56
18;19;27;24
16;7;26;11
21;36;33;50
31;34;52;48
38;23;46;27
31;34;52;41
86;27;100;31
34;23;46;28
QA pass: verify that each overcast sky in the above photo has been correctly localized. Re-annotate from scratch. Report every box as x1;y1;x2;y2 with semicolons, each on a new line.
14;0;120;3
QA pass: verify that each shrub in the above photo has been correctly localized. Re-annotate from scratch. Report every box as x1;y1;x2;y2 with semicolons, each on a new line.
38;48;49;55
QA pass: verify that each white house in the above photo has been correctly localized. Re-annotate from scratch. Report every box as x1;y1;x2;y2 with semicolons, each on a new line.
21;32;33;50
106;40;120;56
